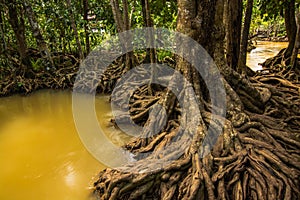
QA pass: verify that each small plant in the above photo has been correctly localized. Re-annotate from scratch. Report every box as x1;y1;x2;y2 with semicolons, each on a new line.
30;58;43;71
156;50;173;62
17;82;23;87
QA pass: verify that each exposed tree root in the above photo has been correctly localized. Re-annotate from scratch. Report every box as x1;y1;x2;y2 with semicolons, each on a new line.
2;48;299;200
0;50;79;96
93;65;300;199
0;49;130;96
258;48;300;82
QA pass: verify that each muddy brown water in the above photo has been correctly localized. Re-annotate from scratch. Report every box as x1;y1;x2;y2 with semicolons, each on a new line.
0;90;130;200
247;41;288;71
0;41;288;199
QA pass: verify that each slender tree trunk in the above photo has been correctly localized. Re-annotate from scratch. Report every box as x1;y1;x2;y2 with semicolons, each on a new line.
59;27;65;54
22;0;54;67
141;0;156;64
121;0;134;72
129;5;134;28
0;8;6;53
291;11;299;69
66;0;84;60
141;0;156;94
110;0;125;32
83;0;90;55
110;0;135;71
7;2;27;62
237;0;253;74
284;0;297;58
122;0;130;31
224;0;242;71
60;20;67;54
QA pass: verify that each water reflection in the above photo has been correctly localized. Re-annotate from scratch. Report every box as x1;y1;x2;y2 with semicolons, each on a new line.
247;41;288;71
0;90;127;200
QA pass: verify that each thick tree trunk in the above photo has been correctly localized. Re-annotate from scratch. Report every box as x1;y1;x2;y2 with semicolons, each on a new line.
224;0;242;71
83;0;90;55
284;0;297;58
237;0;253;74
66;0;84;60
93;0;300;199
7;2;27;63
23;0;54;67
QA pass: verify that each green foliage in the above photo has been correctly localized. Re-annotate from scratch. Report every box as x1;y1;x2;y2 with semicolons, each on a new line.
250;0;286;37
257;0;299;20
1;0;117;56
156;50;173;62
258;0;285;19
30;58;43;71
1;0;179;64
130;0;177;29
151;0;177;29
7;0;293;69
17;82;23;87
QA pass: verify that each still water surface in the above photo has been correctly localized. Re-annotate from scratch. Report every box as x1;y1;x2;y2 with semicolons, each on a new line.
0;90;129;200
0;41;288;199
247;41;288;71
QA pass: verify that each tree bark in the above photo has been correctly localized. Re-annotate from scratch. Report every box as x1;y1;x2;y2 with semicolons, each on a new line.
110;0;125;32
83;0;90;55
237;0;253;74
122;0;130;31
110;0;136;72
93;0;300;199
0;7;6;53
22;0;54;67
59;21;66;54
141;0;156;64
291;10;299;70
7;1;27;62
141;0;157;95
284;0;297;58
66;0;84;60
224;0;242;71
